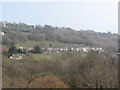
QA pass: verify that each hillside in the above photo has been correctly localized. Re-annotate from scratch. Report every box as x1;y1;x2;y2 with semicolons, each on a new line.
1;21;118;52
2;21;118;88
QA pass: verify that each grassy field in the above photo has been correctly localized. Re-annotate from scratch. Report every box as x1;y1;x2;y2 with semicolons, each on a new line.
2;52;60;62
31;53;53;61
17;40;85;48
2;52;88;63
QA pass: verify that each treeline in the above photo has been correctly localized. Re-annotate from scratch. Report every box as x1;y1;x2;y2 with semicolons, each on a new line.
1;21;118;52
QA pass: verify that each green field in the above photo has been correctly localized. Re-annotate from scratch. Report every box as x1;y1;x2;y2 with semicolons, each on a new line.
2;51;87;62
17;40;85;48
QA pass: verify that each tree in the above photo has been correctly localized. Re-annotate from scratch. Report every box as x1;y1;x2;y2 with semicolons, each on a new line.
49;44;52;46
29;75;68;88
34;45;42;53
80;53;118;88
8;45;18;55
28;33;45;41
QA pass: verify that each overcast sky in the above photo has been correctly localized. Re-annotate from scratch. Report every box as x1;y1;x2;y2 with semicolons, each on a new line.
1;1;118;33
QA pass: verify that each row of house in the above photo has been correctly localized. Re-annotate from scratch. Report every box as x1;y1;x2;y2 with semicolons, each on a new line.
9;46;105;60
42;47;104;53
17;46;105;53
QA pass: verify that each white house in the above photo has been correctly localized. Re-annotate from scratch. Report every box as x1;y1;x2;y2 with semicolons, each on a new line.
10;54;22;60
1;32;5;36
17;46;24;52
82;48;88;52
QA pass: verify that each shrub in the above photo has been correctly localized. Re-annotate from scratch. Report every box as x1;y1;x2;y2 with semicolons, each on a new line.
29;75;69;88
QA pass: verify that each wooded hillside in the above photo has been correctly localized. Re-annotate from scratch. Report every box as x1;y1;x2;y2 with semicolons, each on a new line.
1;21;118;52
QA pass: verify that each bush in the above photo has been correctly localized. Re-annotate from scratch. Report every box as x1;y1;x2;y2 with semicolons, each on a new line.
29;75;69;88
8;45;18;55
33;45;43;53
